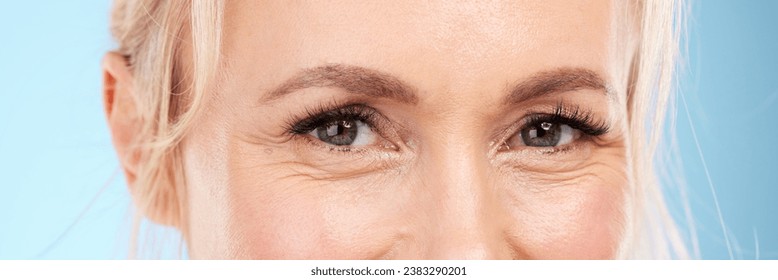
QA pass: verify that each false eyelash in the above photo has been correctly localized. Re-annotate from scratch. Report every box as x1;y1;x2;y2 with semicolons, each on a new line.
523;102;611;136
285;103;379;135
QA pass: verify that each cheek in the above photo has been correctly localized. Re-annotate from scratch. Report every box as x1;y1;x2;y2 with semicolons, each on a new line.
221;160;413;259
224;180;328;259
184;124;628;259
182;122;417;259
501;170;627;259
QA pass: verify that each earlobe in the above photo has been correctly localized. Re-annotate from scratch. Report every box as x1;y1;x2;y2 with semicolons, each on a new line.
102;52;140;187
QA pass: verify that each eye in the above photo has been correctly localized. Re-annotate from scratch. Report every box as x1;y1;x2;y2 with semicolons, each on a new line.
308;119;376;146
513;121;580;147
502;104;610;150
286;104;397;150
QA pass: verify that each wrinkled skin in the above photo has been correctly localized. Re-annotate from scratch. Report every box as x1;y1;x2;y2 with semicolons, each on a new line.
106;0;636;259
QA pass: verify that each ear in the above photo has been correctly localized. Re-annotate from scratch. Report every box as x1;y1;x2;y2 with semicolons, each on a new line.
103;52;141;193
103;53;183;228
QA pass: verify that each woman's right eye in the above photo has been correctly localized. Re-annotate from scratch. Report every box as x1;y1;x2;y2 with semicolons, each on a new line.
308;119;377;147
287;104;399;151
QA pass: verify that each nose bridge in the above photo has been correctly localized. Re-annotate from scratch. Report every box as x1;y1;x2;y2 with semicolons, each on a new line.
419;115;510;259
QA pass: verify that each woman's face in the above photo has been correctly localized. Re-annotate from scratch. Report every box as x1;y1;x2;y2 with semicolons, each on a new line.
181;0;632;259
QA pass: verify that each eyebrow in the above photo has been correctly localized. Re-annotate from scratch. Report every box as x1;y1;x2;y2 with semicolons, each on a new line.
504;68;611;104
262;64;610;105
263;64;419;104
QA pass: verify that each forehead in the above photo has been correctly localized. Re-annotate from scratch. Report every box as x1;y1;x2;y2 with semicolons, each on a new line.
221;0;623;100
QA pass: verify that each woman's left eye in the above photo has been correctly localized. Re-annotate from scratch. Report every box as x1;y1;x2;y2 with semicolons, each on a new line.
308;119;376;147
509;121;581;148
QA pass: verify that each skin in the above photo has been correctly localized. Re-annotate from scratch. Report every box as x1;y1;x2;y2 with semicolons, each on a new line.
104;0;636;259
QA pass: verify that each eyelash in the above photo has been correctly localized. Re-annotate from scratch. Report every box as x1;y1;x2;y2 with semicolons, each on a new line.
285;102;380;135
284;102;610;150
520;102;610;137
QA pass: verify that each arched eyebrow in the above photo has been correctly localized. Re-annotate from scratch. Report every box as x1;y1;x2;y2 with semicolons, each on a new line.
262;63;419;104
262;64;611;105
504;68;613;104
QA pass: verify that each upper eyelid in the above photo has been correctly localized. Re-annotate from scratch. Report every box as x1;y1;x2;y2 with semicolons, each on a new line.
491;104;609;145
286;104;390;136
522;113;609;135
522;103;609;132
283;102;368;133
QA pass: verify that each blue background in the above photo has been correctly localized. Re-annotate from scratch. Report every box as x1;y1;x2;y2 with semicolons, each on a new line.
0;1;776;259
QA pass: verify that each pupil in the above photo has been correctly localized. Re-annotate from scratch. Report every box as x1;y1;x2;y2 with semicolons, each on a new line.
521;121;561;147
317;120;358;146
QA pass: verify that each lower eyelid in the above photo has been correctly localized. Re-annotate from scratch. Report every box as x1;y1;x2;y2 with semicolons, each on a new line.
297;134;370;153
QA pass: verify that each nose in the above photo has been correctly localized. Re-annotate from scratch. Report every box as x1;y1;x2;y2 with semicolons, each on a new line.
418;135;516;259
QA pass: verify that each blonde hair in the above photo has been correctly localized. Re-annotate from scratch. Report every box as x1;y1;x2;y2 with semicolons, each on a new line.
623;0;690;259
109;0;223;256
109;0;689;259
